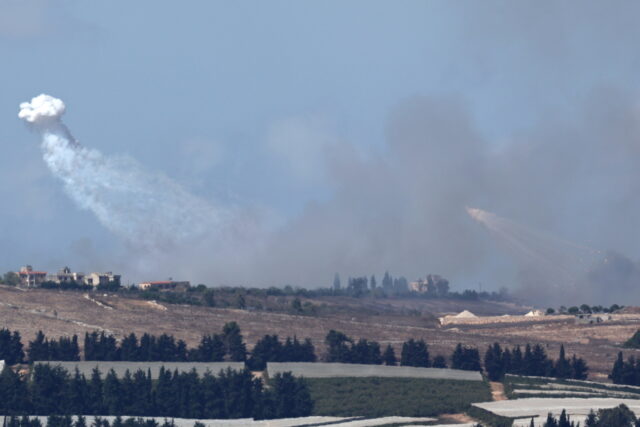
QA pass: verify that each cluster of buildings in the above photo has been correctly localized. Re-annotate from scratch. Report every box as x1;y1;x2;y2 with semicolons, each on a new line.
17;265;190;292
18;265;121;288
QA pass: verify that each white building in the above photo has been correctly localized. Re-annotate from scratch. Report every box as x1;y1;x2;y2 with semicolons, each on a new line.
84;272;121;287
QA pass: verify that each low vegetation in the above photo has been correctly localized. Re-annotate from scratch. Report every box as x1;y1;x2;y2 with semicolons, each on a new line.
545;304;623;315
306;377;491;417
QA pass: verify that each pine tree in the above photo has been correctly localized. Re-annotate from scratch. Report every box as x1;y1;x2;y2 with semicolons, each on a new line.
0;329;25;365
382;345;396;366
268;372;313;418
510;345;524;375
28;331;49;362
248;335;283;370
570;354;589;380
544;412;558;427
425;354;442;368
400;339;429;367
558;409;571;427
103;370;123;415
451;344;464;370
484;343;505;381
325;330;352;363
222;322;247;361
584;410;598;427
120;333;139;361
0;363;29;414
610;352;624;384
87;368;104;415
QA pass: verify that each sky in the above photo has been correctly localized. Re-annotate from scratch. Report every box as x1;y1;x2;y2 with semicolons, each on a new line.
3;1;640;302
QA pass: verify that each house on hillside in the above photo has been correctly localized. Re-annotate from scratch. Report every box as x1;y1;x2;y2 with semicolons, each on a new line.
409;274;449;295
84;272;121;288
139;280;191;292
49;266;85;284
17;265;47;287
17;265;121;289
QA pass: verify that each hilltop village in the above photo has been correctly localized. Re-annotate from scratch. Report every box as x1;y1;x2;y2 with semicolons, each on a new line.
9;265;190;292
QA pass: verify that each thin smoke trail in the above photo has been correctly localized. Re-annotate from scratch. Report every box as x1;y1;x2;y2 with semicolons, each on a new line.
19;94;226;250
466;207;602;289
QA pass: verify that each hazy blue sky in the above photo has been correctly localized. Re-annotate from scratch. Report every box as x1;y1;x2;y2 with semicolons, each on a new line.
3;1;640;299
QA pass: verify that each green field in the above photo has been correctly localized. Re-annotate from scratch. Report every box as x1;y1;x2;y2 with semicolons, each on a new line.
307;377;491;417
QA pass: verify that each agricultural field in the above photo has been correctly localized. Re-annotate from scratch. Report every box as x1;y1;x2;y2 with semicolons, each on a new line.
503;374;640;399
473;397;640;427
307;377;491;418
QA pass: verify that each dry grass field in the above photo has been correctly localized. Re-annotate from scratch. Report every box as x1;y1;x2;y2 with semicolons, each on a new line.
1;285;639;379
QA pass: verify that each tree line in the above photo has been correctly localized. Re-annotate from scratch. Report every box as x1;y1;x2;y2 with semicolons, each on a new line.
0;364;311;419
2;416;179;427
2;326;590;382
324;330;481;370
0;328;24;365
484;343;588;381
0;325;317;368
609;351;640;386
545;304;622;315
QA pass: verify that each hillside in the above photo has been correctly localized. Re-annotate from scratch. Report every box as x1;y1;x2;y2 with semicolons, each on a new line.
0;285;638;379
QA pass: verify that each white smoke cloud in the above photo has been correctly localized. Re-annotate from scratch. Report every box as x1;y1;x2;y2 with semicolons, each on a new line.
18;94;65;123
19;94;229;251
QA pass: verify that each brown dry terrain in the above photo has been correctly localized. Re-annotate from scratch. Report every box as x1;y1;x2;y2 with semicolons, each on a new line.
1;285;639;380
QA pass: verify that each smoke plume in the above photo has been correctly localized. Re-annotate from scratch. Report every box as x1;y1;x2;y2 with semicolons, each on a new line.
17;92;640;306
19;94;229;251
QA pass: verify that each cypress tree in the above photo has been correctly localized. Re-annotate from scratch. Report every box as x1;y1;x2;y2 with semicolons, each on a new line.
553;345;572;379
484;343;505;381
87;368;104;415
610;352;624;384
102;370;123;415
510;345;524;375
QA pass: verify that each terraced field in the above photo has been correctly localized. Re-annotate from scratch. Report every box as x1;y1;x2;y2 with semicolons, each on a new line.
473;397;640;427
